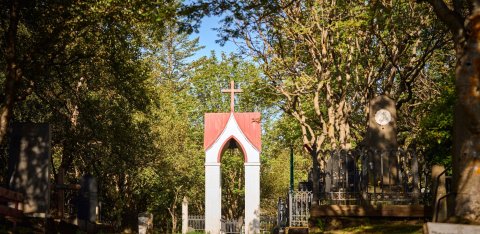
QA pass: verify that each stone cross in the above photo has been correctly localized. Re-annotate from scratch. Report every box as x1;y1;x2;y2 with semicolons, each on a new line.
222;80;242;112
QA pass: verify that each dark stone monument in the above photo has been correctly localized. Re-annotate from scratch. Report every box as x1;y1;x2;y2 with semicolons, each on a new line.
325;155;338;193
78;175;98;222
77;174;98;233
8;123;51;216
325;152;357;193
366;95;399;185
345;153;356;192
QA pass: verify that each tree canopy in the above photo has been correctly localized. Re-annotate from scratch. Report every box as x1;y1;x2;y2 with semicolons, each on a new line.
2;0;478;230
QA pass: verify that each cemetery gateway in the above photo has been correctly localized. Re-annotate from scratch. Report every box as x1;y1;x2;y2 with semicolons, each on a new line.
203;81;261;234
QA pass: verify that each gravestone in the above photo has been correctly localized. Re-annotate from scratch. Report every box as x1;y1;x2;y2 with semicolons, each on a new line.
366;95;398;185
77;174;98;233
138;212;153;234
77;174;98;222
324;155;339;193
324;152;357;195
8;123;51;216
345;154;356;192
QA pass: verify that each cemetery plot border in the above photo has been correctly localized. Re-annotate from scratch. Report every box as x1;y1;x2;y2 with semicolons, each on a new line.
317;148;431;206
302;148;436;219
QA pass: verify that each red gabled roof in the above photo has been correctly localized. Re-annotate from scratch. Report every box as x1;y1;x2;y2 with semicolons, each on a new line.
204;112;261;151
233;113;261;151
204;113;230;150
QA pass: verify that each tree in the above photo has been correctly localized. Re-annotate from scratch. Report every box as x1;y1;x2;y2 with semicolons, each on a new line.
0;0;180;145
139;24;206;232
0;0;187;230
418;0;480;222
221;147;245;221
197;0;448;204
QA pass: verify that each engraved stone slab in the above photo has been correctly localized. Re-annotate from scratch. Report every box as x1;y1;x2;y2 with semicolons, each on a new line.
367;95;398;150
425;222;480;234
366;95;398;185
8;123;51;216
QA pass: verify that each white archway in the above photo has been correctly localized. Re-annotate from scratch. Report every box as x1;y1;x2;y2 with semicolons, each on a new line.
204;112;261;234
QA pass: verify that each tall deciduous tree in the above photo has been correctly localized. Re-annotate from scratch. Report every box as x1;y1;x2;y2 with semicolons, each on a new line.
0;0;180;145
198;0;447;204
418;0;480;223
140;24;206;232
0;0;186;230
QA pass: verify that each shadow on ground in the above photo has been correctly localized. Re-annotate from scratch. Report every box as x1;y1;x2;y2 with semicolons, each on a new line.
310;217;424;234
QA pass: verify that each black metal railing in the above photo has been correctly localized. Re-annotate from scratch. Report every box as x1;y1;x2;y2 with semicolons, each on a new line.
316;148;432;206
220;218;243;234
187;215;205;232
276;190;312;229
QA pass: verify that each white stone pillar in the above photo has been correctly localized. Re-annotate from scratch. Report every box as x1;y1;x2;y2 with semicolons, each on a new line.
205;162;222;234
182;197;188;234
244;162;260;234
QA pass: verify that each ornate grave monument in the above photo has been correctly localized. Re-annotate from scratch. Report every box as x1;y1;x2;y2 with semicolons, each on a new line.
204;81;261;234
366;95;399;185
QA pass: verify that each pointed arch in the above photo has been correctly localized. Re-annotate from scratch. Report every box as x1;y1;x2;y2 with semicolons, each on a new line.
217;136;248;163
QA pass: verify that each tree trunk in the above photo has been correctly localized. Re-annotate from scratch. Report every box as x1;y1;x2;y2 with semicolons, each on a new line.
423;0;480;223
168;189;181;233
0;0;21;145
171;211;177;234
453;12;480;223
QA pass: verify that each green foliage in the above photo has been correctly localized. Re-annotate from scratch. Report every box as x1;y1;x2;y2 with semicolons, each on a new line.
0;0;185;231
260;112;310;214
417;74;455;166
221;147;245;220
316;218;325;232
0;0;460;231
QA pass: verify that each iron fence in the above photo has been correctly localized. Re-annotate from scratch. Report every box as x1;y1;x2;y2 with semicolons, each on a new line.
276;190;312;228
185;215;275;233
316;148;432;205
188;215;205;232
220;218;242;234
289;190;312;227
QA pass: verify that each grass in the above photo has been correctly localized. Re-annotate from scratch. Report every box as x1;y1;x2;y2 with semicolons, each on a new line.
309;218;424;234
322;222;423;234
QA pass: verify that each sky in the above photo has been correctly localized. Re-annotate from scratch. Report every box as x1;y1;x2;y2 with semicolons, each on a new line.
189;16;238;60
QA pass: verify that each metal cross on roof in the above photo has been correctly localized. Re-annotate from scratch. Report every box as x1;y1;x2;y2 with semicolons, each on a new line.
221;80;242;112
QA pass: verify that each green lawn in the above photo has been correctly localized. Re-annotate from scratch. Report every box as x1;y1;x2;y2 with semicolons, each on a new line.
322;223;423;234
309;218;424;234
